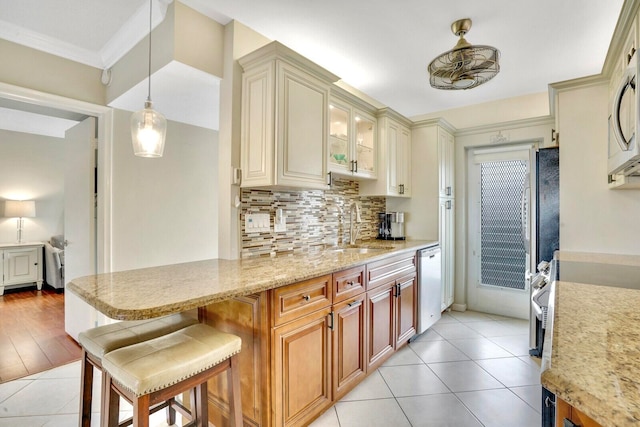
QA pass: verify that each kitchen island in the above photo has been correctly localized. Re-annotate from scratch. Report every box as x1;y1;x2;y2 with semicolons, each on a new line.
541;251;640;427
67;240;433;320
68;239;435;427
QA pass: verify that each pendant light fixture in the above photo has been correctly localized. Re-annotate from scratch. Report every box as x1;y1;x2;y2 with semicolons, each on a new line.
428;18;500;90
131;0;167;157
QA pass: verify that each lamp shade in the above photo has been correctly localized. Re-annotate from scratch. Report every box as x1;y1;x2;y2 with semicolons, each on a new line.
4;200;36;218
131;100;167;157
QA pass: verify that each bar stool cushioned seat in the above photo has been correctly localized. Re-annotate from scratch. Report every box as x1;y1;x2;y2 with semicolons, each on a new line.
77;313;199;427
79;313;199;360
101;323;242;427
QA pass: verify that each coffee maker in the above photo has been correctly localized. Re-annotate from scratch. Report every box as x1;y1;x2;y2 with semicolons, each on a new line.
377;212;405;240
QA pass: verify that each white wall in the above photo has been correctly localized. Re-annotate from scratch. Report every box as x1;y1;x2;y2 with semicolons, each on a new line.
558;82;640;254
110;109;219;271
0;129;64;243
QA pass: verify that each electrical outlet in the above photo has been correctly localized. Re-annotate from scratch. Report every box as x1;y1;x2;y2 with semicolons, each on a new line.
274;221;286;232
274;209;286;232
245;213;270;232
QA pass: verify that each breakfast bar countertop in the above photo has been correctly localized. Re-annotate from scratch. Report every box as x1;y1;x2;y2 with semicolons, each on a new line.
67;240;435;321
541;251;640;427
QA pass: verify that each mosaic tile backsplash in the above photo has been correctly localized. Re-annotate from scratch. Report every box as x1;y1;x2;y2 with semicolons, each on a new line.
241;178;386;257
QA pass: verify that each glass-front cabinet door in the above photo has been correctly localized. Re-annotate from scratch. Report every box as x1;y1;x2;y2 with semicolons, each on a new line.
328;96;377;179
329;102;351;174
354;110;376;177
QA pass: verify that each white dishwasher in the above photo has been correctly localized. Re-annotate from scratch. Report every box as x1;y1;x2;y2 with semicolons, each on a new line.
416;244;442;335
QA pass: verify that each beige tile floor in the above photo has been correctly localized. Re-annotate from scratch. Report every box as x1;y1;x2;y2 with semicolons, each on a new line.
310;310;541;427
0;311;541;426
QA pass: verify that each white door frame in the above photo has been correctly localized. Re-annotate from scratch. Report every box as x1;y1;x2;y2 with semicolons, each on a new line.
466;143;536;319
0;82;113;274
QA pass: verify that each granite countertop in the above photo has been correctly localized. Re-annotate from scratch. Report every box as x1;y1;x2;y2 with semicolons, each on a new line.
541;251;640;426
67;240;435;321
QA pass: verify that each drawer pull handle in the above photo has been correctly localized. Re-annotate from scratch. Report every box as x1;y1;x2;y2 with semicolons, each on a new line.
302;295;311;302
347;300;362;308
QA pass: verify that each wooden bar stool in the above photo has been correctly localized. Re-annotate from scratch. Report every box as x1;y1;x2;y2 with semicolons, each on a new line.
77;313;198;427
101;323;243;427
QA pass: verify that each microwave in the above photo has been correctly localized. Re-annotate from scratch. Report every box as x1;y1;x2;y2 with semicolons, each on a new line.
609;52;640;176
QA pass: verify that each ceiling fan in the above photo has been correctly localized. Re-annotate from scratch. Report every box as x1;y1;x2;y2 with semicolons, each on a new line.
428;18;500;90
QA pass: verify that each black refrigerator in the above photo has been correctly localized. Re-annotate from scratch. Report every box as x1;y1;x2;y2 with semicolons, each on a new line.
535;147;559;427
536;146;560;266
528;146;560;358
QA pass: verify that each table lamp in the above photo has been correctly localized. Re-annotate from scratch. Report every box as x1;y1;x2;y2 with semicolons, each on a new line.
4;200;36;243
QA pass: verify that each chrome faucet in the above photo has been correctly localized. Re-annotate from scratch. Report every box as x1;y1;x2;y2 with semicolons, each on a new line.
349;202;362;245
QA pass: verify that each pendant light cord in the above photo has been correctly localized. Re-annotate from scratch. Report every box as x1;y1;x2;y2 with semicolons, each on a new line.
147;0;152;103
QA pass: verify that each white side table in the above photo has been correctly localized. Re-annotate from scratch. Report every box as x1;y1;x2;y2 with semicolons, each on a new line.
0;242;44;295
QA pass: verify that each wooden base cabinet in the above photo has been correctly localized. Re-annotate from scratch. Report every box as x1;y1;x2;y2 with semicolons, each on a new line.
332;294;366;400
201;252;418;427
366;253;418;371
366;282;395;371
395;273;417;345
331;266;367;401
273;307;333;427
201;294;269;427
556;397;602;427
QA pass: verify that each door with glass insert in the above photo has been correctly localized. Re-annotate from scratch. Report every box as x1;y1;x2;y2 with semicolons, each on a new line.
353;111;376;177
329;102;351;174
328;100;377;178
467;144;534;319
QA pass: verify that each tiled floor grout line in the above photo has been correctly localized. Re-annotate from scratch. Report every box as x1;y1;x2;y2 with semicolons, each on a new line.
412;345;491;427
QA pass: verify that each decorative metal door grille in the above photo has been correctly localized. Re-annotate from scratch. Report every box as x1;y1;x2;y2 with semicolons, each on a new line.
480;160;527;290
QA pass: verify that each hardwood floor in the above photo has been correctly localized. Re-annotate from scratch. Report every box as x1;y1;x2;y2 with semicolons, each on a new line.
0;286;80;383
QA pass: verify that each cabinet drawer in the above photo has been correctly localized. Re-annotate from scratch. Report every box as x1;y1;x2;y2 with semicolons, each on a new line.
333;265;366;303
367;252;416;290
272;275;332;326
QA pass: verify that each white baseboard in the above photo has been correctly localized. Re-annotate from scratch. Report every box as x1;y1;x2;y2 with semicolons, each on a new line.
451;303;467;312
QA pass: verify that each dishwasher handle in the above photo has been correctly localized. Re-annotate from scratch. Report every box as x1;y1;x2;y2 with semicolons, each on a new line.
419;247;441;258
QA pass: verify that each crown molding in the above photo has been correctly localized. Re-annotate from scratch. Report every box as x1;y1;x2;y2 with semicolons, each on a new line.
0;0;172;69
454;115;555;138
411;117;456;133
602;0;640;77
0;19;103;68
101;0;171;69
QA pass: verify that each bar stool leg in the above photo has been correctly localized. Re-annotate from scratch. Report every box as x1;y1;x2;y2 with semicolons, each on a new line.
165;397;176;426
228;354;243;427
79;351;93;427
194;382;208;427
134;394;151;427
102;372;121;427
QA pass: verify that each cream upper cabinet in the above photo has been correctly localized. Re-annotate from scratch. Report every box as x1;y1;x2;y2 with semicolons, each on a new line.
239;42;338;189
328;88;377;179
360;109;411;197
438;127;455;198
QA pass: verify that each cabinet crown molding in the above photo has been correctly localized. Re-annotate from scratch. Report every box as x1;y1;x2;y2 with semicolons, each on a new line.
411;117;456;134
602;0;640;78
238;41;339;84
376;107;412;127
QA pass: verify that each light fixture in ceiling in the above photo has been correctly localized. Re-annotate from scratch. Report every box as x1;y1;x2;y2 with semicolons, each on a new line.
428;18;500;90
131;0;167;158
